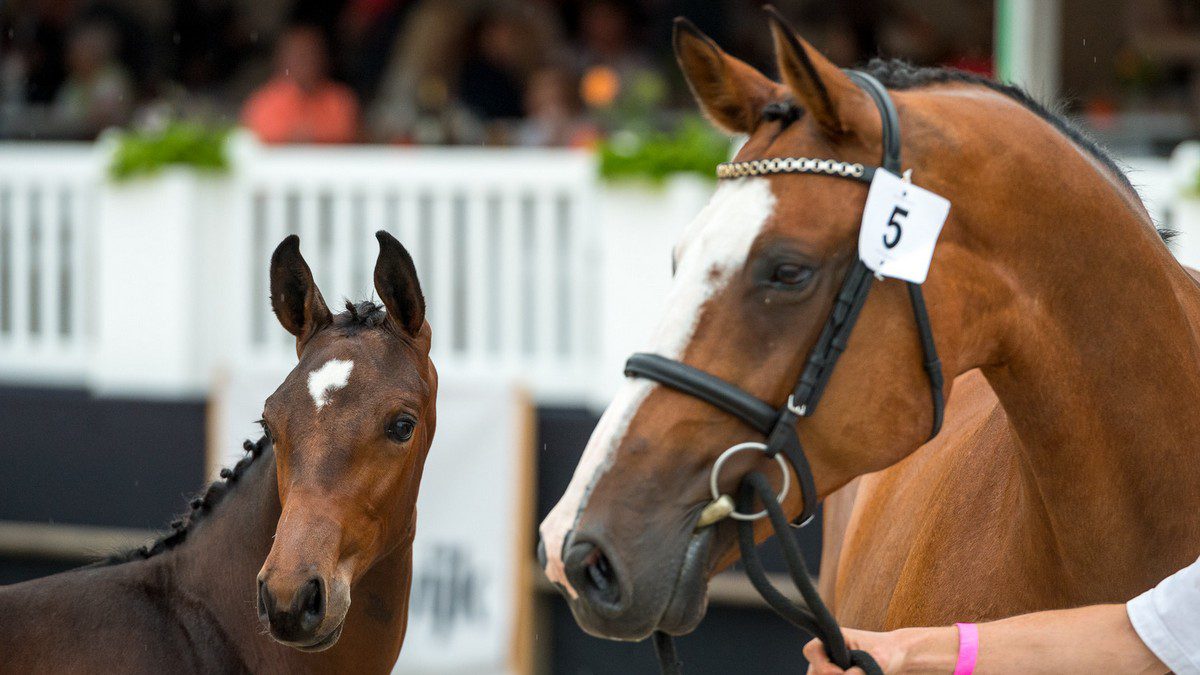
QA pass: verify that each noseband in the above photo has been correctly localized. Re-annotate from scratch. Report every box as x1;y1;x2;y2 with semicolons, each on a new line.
627;71;945;674
625;70;944;527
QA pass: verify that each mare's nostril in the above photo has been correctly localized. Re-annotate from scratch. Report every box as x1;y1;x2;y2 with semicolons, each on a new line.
297;578;325;632
587;551;614;591
564;538;624;611
584;549;620;605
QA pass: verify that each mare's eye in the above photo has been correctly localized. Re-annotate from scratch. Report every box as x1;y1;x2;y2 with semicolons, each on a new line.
387;416;417;443
771;263;815;287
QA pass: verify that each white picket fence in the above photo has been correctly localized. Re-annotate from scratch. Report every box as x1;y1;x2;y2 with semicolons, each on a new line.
0;145;100;384
230;145;600;398
0;137;1191;406
0;139;619;403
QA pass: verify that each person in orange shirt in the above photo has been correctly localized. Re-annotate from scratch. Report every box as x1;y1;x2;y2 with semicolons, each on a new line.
242;26;359;144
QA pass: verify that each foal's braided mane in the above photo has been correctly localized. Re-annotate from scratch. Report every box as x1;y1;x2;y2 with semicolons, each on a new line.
96;300;391;567
335;300;388;334
96;432;272;566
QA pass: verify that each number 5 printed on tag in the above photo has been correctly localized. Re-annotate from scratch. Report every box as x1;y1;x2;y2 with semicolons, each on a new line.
858;169;950;284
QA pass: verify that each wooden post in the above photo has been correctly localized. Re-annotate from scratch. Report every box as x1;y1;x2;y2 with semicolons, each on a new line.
995;0;1062;104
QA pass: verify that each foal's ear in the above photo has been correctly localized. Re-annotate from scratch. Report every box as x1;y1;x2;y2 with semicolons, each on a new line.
374;230;426;336
765;6;875;137
270;235;332;353
673;17;777;135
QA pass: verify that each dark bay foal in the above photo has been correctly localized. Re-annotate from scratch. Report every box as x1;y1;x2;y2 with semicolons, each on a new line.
0;231;436;673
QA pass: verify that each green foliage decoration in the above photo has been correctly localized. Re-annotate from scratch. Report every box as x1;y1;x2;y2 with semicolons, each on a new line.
108;122;232;182
598;115;731;185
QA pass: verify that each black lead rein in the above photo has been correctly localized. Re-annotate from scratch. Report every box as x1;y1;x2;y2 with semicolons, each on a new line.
625;71;945;674
651;478;884;675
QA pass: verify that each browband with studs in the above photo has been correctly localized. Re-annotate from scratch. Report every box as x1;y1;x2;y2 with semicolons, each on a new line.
716;157;873;183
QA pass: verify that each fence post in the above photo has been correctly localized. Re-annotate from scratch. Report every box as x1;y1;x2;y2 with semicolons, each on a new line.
594;175;710;405
88;149;236;397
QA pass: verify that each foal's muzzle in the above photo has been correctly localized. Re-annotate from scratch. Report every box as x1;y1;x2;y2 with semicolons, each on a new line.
257;572;343;650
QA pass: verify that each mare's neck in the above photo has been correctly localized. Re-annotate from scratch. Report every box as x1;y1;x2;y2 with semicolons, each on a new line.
166;446;414;673
967;164;1200;594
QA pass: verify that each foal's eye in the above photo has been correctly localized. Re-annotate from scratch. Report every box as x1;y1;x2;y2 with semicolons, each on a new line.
386;416;417;443
771;263;815;287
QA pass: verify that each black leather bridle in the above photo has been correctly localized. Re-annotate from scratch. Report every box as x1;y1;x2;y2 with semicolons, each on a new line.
624;70;945;530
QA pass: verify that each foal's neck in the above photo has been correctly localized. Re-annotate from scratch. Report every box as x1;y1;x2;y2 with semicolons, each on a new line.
166;446;413;673
969;166;1200;592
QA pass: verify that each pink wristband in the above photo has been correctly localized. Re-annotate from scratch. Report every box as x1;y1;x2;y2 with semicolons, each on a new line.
953;623;979;675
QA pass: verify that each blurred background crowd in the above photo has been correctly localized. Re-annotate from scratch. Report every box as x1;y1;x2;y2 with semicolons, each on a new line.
1;0;999;147
6;0;1200;153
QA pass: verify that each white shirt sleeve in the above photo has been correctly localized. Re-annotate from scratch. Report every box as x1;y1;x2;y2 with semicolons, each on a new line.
1127;554;1200;675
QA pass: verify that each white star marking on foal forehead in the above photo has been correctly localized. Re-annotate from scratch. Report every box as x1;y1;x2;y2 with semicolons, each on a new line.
307;359;354;411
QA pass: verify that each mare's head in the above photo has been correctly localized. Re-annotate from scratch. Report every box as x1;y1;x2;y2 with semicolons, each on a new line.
256;232;437;651
539;11;1051;639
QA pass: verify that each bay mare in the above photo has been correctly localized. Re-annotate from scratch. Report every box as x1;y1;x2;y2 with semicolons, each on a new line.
0;232;437;673
539;9;1200;644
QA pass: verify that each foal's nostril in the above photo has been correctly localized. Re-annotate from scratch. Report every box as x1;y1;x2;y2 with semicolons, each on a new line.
257;575;328;643
296;578;325;632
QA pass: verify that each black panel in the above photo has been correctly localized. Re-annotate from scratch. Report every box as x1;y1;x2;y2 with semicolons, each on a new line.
535;406;600;524
0;385;206;529
0;557;80;585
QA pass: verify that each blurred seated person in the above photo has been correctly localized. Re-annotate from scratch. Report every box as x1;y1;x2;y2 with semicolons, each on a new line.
516;67;598;148
573;0;666;117
242;26;359;144
458;10;529;123
576;1;652;86
53;20;134;139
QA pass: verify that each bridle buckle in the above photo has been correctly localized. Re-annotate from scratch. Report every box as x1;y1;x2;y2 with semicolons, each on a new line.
786;395;807;417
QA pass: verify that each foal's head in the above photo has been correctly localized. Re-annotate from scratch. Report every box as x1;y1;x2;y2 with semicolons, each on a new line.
539;13;1040;640
256;232;436;651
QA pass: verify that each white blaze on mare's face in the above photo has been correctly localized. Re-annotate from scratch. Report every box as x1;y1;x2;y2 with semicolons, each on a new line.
308;358;354;411
539;178;777;596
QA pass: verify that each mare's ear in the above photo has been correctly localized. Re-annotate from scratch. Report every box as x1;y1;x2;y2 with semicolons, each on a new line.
765;5;876;137
270;235;332;355
374;231;426;337
673;17;777;135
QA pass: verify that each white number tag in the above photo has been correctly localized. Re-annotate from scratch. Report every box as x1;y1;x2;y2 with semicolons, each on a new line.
857;169;950;284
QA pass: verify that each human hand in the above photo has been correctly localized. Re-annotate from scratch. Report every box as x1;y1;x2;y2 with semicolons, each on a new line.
804;626;956;675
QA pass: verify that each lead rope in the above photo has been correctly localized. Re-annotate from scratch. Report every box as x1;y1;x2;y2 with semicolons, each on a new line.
650;472;883;674
653;629;683;675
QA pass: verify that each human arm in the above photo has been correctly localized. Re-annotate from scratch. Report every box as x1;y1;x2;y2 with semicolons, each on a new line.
804;604;1168;675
